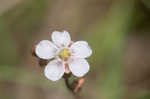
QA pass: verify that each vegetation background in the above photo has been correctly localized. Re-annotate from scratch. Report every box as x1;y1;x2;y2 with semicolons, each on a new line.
0;0;150;99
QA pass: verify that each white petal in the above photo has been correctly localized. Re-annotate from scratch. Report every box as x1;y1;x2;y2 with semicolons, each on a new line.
35;40;58;59
44;59;65;81
68;58;90;77
52;31;71;47
70;41;92;58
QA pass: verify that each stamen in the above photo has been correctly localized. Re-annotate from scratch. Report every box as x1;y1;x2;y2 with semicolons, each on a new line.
59;48;70;60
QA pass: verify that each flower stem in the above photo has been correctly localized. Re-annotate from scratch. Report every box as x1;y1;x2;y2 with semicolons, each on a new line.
63;73;85;95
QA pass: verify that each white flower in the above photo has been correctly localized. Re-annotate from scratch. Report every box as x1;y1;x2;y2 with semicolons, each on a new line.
35;31;92;81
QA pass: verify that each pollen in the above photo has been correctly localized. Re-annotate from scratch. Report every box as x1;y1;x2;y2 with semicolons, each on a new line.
59;48;70;60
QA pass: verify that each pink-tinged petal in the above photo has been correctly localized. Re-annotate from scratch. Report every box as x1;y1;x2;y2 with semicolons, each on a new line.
52;31;71;47
70;41;92;58
35;40;58;59
68;58;90;77
44;59;65;81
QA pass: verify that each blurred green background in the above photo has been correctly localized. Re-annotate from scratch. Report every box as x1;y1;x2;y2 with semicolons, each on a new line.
1;0;150;99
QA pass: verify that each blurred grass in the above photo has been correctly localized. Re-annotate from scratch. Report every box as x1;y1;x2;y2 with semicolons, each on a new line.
137;92;150;99
0;0;48;59
142;0;150;10
0;0;49;90
86;0;136;99
1;0;48;37
0;0;49;68
0;18;19;65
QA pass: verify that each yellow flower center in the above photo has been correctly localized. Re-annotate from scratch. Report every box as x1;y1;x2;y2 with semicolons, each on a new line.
59;48;70;60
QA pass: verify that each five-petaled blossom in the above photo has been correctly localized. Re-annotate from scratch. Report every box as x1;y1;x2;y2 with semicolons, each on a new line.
35;31;92;81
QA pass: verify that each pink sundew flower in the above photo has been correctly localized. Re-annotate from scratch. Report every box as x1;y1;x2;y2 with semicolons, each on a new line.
35;31;92;81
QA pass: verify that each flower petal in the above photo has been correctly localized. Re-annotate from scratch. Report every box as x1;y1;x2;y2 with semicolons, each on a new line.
35;40;58;59
52;31;71;47
68;58;90;77
70;41;92;58
44;59;65;81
